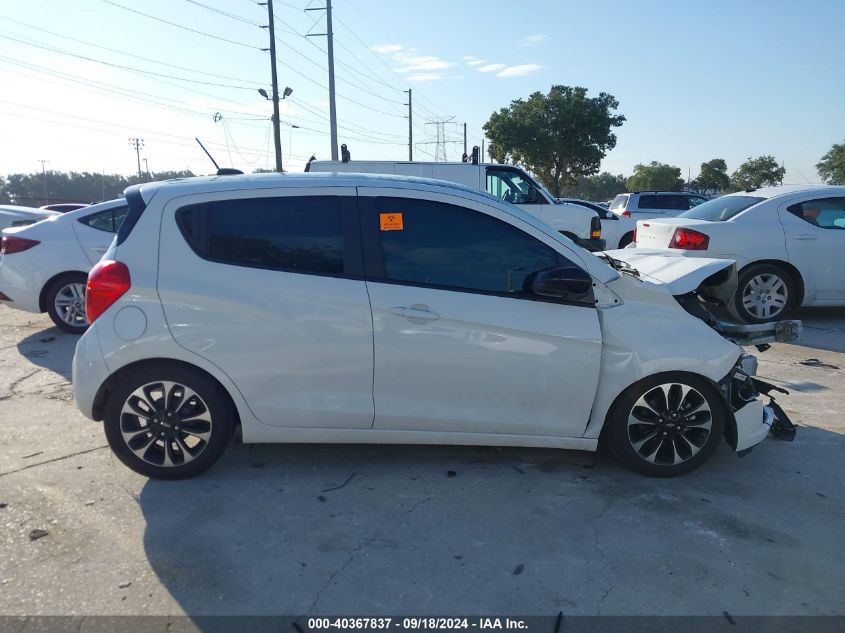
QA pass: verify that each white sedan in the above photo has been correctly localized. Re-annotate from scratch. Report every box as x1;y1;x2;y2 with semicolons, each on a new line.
0;199;127;333
0;205;58;231
627;185;845;323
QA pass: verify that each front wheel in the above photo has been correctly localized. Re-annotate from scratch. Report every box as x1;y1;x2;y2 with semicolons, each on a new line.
605;373;726;477
103;364;236;479
45;274;89;334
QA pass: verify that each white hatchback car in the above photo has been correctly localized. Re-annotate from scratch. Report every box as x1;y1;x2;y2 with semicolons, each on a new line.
72;173;798;479
630;185;845;323
0;199;128;332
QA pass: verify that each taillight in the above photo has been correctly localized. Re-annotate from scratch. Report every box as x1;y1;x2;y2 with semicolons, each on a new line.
621;210;631;217
590;216;601;238
1;235;40;255
86;260;131;323
670;227;710;250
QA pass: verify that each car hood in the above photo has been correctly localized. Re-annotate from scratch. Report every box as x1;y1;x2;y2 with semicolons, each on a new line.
602;248;736;298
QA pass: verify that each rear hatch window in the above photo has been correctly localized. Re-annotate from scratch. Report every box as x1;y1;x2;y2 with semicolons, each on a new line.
609;194;629;211
680;196;765;221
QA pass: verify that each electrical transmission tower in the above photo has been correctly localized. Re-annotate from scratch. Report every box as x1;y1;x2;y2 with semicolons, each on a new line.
422;116;457;161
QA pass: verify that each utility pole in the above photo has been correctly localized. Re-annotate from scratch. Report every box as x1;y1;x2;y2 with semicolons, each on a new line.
261;0;283;172
128;138;144;176
38;159;48;203
143;158;150;177
404;89;413;161
306;0;338;160
424;116;456;162
481;139;485;162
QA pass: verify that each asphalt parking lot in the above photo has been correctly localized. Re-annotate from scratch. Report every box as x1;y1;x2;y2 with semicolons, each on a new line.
1;304;844;617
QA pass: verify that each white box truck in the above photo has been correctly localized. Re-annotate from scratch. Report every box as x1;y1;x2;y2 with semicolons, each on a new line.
308;158;606;251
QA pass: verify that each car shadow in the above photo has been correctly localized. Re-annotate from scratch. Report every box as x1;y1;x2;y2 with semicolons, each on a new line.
792;307;845;354
15;323;77;381
136;423;845;618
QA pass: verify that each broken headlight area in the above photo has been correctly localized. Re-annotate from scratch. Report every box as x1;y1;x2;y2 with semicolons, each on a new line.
719;355;798;453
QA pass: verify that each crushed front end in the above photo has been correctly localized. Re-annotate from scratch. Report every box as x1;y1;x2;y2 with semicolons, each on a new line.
719;353;798;455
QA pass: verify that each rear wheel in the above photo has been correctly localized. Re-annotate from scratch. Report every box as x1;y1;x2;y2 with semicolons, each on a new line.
606;373;726;477
45;273;89;334
103;364;236;479
729;263;797;323
618;232;635;248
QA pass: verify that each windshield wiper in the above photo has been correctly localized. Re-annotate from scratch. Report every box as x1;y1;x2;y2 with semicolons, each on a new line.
599;253;640;277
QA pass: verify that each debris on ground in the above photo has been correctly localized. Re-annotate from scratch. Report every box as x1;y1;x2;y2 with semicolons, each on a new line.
447;470;457;478
322;473;355;493
29;529;49;541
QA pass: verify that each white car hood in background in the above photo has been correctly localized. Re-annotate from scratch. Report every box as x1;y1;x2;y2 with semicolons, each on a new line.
602;248;735;295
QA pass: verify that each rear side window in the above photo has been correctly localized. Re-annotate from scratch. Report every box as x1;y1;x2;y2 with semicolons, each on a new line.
680;195;765;221
638;195;687;210
787;197;845;229
177;196;344;274
610;194;629;210
374;197;561;295
79;205;129;233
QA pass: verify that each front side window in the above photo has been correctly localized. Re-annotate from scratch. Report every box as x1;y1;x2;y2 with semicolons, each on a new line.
374;197;562;295
688;195;707;208
485;170;541;205
787;197;845;230
177;196;344;274
79;205;129;233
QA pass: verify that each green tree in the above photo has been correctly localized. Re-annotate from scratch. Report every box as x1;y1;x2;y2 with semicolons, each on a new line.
560;172;627;201
1;170;196;207
483;85;625;196
692;158;729;194
816;141;845;184
625;161;684;191
729;156;784;191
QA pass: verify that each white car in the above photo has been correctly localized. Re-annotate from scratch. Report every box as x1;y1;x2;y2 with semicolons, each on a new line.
557;198;637;249
72;173;798;480
629;185;845;323
0;199;127;333
0;205;58;230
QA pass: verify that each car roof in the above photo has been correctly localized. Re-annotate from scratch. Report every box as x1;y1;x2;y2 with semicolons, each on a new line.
0;205;58;217
132;171;488;202
722;184;845;200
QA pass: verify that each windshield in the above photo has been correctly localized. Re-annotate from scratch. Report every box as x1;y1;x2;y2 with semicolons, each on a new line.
679;195;765;221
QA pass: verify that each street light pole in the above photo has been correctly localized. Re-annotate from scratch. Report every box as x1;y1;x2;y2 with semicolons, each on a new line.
289;124;300;165
261;0;284;172
38;159;48;203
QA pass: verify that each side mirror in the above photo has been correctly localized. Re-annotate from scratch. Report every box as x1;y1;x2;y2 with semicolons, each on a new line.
527;265;595;305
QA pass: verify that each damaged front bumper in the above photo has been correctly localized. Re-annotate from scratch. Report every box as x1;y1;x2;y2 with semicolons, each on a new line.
721;355;798;454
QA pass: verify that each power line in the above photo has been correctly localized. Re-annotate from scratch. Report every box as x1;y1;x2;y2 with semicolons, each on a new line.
0;16;266;85
100;0;262;50
182;0;263;26
0;32;258;90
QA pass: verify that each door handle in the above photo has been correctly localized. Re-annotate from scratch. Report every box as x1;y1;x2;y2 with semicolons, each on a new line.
91;246;109;253
792;234;817;241
390;305;440;321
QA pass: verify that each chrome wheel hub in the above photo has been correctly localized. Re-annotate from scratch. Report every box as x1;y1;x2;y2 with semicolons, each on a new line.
119;381;213;467
54;283;88;327
742;273;787;319
627;383;713;466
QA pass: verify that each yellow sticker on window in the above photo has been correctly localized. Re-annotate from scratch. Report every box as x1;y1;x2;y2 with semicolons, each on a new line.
379;212;404;231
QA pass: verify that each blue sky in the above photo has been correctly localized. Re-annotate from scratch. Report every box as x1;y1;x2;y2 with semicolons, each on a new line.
0;0;842;184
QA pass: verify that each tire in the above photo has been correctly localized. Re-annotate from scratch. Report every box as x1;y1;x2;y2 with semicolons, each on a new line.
103;363;236;479
618;232;635;248
605;372;726;477
729;263;798;324
45;273;89;334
